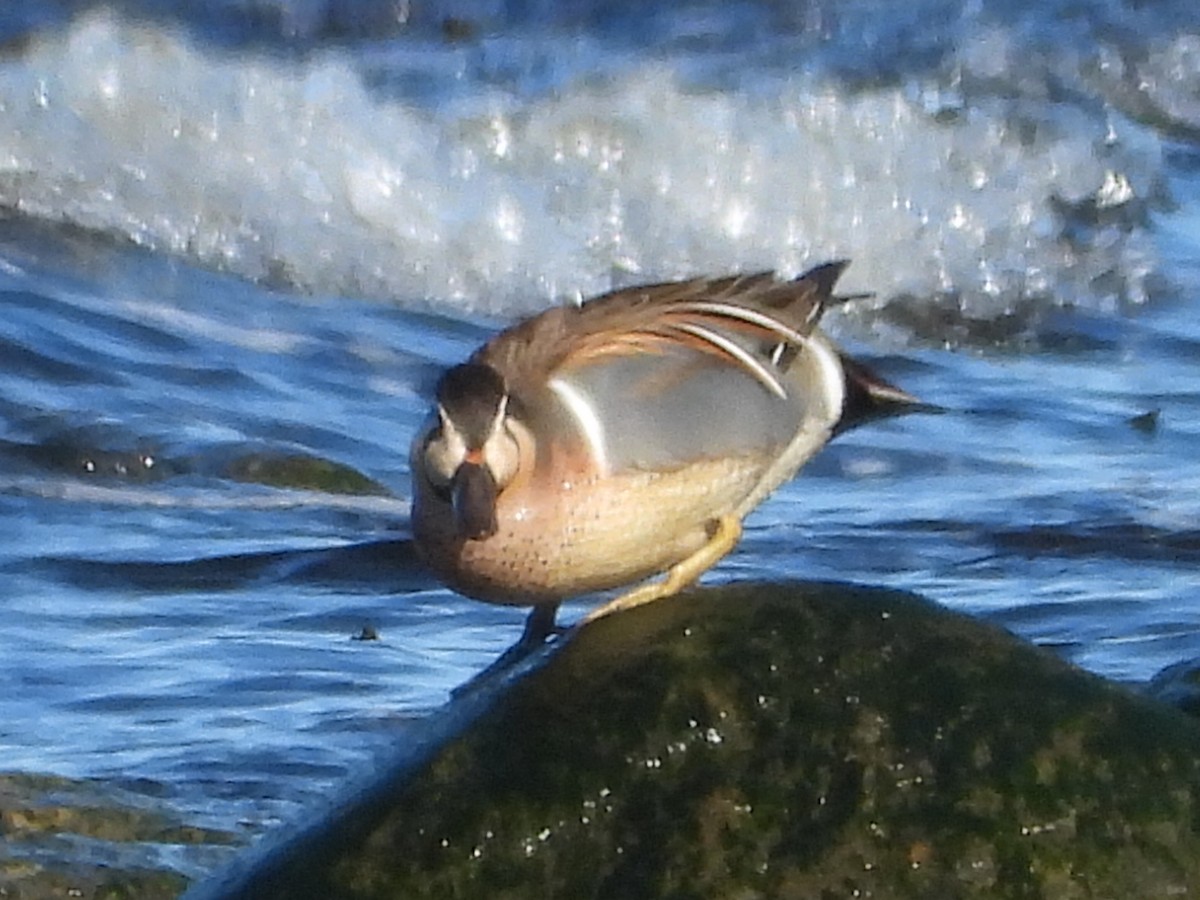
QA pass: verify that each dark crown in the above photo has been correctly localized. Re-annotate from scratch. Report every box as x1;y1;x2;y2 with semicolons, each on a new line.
436;363;508;449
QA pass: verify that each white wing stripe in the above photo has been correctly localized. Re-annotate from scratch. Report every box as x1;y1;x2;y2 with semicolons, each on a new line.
672;322;788;399
676;301;812;346
548;377;610;472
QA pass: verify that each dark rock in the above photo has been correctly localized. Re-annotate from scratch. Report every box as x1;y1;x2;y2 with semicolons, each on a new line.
1147;657;1200;717
189;582;1200;900
1128;409;1160;435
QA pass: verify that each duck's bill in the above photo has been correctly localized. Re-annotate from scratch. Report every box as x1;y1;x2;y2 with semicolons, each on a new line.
451;462;499;540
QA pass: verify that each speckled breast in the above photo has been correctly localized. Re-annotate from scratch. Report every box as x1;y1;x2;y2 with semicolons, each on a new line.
411;448;768;605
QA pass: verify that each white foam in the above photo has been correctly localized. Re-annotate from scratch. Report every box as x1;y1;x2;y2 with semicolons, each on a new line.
0;11;1168;338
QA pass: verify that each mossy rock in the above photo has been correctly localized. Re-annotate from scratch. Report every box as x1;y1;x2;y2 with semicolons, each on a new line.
0;772;230;900
193;582;1200;899
0;862;186;900
221;453;386;495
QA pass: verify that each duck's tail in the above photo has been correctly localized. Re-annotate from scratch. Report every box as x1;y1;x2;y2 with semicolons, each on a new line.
835;352;929;435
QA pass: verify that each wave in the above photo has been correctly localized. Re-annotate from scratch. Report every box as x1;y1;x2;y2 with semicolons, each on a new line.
0;8;1190;341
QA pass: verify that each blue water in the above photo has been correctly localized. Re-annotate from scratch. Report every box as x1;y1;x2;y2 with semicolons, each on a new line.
1;0;1199;883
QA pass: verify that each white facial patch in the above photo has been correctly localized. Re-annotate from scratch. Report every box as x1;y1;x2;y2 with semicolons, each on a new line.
424;406;470;486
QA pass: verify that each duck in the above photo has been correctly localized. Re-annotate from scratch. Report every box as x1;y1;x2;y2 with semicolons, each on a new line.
411;261;917;646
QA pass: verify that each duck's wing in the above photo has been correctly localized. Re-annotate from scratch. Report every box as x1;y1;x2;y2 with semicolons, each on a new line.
475;263;848;400
550;262;849;400
471;264;865;474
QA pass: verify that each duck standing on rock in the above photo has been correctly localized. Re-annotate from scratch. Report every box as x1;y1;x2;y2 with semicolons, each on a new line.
411;261;917;646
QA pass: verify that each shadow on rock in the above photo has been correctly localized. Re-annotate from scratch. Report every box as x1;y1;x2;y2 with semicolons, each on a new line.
188;581;1200;899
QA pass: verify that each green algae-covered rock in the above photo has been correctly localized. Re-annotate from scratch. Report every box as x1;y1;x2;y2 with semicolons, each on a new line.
195;582;1200;899
0;772;232;900
222;452;387;495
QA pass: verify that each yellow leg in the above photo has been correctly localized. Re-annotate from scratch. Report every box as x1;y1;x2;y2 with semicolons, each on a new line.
581;515;743;625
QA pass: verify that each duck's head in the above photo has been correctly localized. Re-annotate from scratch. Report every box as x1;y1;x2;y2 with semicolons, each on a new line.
419;363;520;540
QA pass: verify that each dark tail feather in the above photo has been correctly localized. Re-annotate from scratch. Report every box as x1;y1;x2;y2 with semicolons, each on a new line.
799;260;851;298
835;352;925;435
799;259;875;307
796;260;929;432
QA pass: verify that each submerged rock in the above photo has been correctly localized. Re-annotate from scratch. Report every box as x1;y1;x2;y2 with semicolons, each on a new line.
0;771;232;900
192;582;1200;899
221;451;388;495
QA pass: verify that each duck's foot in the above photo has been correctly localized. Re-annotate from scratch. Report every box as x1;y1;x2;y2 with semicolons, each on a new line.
452;602;563;697
580;514;743;625
518;601;565;647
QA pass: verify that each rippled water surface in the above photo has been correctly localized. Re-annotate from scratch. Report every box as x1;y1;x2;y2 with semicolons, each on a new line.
1;0;1199;884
